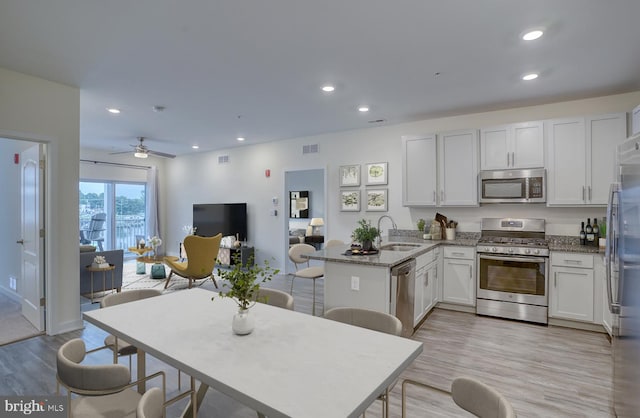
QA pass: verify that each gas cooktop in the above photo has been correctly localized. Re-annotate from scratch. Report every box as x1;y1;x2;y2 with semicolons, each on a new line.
476;218;549;256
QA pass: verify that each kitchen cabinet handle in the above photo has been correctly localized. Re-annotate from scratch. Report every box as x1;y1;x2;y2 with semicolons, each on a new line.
441;190;444;202
507;152;510;166
582;186;585;201
469;265;472;278
554;273;557;288
511;152;515;167
452;252;466;257
564;259;582;264
425;271;429;287
433;190;436;202
588;186;592;201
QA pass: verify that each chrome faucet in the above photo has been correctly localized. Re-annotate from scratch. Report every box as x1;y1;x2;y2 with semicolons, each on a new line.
376;215;397;248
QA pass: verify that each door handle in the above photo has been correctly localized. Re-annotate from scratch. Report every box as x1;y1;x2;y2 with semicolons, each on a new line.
16;239;24;245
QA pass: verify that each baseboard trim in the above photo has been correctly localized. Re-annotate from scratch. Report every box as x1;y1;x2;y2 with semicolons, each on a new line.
0;286;21;303
435;302;476;314
48;319;84;336
548;318;606;333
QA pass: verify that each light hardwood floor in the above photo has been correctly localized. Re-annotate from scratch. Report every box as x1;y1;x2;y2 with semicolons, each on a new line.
0;273;614;417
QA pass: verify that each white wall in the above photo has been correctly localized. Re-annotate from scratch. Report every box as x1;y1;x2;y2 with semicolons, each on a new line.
0;66;80;335
163;90;640;271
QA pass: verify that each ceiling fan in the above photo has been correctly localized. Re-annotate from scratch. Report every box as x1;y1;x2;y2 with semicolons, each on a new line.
111;137;176;159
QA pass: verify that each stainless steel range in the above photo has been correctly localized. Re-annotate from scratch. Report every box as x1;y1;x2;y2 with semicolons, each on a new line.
476;218;549;324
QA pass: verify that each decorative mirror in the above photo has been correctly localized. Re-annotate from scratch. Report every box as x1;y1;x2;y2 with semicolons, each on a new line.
289;191;309;218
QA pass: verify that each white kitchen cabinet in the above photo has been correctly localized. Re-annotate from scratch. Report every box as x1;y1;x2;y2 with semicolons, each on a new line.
413;248;439;326
442;246;475;306
632;104;640;136
480;121;544;170
549;252;595;322
546;113;627;206
402;135;437;206
401;130;478;207
438;129;479;206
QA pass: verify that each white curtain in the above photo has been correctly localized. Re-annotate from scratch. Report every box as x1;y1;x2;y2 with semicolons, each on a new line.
146;167;161;250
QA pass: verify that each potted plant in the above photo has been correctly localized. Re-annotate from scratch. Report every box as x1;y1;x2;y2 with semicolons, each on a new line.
417;218;426;232
351;219;381;251
213;251;280;335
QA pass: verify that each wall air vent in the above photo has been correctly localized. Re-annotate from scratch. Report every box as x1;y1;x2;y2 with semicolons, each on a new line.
302;144;319;154
218;155;230;164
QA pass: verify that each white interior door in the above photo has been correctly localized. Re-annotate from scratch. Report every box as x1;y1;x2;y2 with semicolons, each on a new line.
20;144;44;331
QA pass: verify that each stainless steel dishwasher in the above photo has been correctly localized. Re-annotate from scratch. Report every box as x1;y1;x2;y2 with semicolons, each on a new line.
391;259;416;337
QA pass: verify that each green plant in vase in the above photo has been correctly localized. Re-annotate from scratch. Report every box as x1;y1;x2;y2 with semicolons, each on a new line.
351;219;381;251
212;251;280;335
417;218;426;232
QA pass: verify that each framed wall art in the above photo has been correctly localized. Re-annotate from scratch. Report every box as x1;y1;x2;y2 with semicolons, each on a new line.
340;189;361;212
366;188;388;212
365;162;388;185
339;165;360;187
289;191;309;218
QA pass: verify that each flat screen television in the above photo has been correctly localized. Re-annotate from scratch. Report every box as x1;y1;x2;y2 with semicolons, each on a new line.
193;203;247;241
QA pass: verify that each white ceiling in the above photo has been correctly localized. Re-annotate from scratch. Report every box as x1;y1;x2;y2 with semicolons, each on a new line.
1;0;639;157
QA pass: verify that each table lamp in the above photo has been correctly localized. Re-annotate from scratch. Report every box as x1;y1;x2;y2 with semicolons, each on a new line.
310;218;324;235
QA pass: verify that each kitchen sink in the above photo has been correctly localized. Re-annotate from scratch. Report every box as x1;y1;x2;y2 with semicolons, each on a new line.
379;243;422;252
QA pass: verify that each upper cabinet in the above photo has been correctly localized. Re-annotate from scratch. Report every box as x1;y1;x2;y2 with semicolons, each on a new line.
438;129;479;206
401;135;437;206
480;121;544;170
402;129;478;207
546;113;627;206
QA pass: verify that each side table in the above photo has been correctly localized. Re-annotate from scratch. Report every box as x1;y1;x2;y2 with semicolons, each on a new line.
137;256;179;279
85;264;116;304
128;246;154;274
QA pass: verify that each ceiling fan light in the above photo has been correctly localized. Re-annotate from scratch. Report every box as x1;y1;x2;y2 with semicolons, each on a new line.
134;151;148;159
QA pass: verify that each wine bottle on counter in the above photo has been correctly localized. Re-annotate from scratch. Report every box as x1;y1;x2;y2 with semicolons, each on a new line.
586;218;595;243
580;222;586;245
593;218;600;247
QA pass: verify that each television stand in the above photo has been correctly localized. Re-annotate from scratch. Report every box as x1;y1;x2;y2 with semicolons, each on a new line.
217;246;254;268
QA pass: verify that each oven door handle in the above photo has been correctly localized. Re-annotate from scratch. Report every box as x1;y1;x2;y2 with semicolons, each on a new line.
478;254;546;264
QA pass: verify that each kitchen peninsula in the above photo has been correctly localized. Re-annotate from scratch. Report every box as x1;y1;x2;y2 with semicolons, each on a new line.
304;233;478;335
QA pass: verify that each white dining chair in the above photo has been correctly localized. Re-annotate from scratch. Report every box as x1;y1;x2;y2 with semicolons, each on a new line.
56;338;166;417
324;307;402;418
255;287;294;310
288;243;323;315
401;376;517;418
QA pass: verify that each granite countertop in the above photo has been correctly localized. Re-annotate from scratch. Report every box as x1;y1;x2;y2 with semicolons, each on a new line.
546;235;603;254
303;231;603;266
303;231;479;267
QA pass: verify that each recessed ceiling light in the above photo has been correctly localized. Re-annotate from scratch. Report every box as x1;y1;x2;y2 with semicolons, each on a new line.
321;85;335;92
358;106;370;112
237;137;245;142
106;108;121;114
522;29;544;41
522;73;539;81
192;145;199;149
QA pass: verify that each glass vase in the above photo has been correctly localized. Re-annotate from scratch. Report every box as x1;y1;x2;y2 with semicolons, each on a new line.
232;308;254;335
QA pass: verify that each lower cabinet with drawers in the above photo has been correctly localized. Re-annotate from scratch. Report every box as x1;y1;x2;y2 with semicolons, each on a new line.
549;252;599;324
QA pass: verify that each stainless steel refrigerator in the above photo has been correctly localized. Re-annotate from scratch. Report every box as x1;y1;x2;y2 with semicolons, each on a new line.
606;133;640;417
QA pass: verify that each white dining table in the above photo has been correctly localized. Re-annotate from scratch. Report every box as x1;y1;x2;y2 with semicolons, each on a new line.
83;288;423;418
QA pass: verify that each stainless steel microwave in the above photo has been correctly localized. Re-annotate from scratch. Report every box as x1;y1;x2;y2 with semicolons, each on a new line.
479;168;546;203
